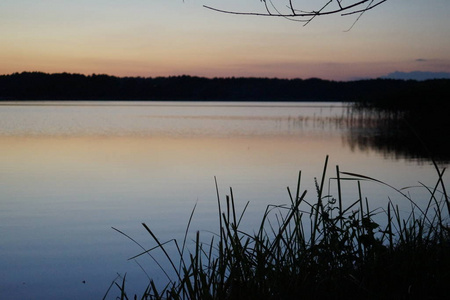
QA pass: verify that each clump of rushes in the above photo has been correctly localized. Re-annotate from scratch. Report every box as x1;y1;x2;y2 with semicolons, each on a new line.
106;156;450;300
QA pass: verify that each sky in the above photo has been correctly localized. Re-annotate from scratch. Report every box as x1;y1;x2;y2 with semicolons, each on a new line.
1;0;450;81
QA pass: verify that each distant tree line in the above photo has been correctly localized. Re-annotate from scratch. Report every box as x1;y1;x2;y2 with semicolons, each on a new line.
0;72;449;108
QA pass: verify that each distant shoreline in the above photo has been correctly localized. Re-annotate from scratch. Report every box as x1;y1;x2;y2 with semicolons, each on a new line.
1;72;449;104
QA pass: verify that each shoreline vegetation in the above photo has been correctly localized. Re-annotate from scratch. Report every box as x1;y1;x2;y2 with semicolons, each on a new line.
1;72;449;104
106;156;450;299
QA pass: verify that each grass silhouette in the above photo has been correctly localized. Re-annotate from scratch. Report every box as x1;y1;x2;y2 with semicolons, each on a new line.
106;156;449;299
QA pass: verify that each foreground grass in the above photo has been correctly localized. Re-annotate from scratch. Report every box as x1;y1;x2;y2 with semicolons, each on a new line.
106;156;450;299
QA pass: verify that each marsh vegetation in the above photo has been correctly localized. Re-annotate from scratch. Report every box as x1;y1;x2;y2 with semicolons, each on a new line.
107;156;450;299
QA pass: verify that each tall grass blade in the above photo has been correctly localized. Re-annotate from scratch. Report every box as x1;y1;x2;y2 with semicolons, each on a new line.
312;155;329;245
102;274;121;300
112;227;172;282
142;223;181;282
179;202;198;274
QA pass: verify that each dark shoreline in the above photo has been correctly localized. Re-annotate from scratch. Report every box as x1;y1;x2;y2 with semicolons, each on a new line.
1;71;449;104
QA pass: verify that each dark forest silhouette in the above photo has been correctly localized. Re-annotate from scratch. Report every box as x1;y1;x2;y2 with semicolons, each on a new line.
1;72;449;106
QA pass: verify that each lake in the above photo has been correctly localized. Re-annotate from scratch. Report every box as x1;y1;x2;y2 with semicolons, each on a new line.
0;101;446;299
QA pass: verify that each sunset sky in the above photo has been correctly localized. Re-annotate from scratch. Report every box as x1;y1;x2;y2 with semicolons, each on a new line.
1;0;449;81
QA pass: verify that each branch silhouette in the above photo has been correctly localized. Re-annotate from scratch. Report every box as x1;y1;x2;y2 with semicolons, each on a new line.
204;0;387;26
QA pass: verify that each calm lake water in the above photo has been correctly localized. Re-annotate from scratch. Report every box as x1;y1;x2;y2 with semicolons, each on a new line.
0;101;446;299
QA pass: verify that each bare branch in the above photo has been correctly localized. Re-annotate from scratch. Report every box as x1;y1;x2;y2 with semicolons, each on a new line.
342;0;387;16
203;1;388;26
263;0;272;15
344;0;374;32
268;0;307;23
303;0;333;27
288;0;295;15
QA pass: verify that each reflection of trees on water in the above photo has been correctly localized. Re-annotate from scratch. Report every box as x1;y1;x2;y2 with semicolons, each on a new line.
344;107;450;163
285;105;448;163
286;106;359;133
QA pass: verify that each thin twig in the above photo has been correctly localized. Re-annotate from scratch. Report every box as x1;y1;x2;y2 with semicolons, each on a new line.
204;1;378;18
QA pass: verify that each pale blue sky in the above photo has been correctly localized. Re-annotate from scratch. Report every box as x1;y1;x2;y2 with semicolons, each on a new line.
1;0;449;80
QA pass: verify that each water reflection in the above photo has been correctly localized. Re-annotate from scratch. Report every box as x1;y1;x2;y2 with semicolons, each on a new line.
2;100;444;165
344;107;450;163
0;101;347;138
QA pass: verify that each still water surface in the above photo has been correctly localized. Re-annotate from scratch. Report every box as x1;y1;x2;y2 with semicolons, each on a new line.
0;101;445;299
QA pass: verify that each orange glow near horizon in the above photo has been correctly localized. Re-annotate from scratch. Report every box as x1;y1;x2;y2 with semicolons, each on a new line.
0;1;449;81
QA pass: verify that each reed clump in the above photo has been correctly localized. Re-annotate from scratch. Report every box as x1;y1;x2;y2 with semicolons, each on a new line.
107;156;450;300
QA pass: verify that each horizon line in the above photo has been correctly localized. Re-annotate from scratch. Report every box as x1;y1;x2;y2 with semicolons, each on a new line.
3;70;450;82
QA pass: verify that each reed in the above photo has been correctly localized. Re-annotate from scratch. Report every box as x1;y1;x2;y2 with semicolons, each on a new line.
106;156;450;299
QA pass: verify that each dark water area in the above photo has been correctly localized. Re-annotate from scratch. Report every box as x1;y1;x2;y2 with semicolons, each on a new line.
351;78;450;162
346;106;450;164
